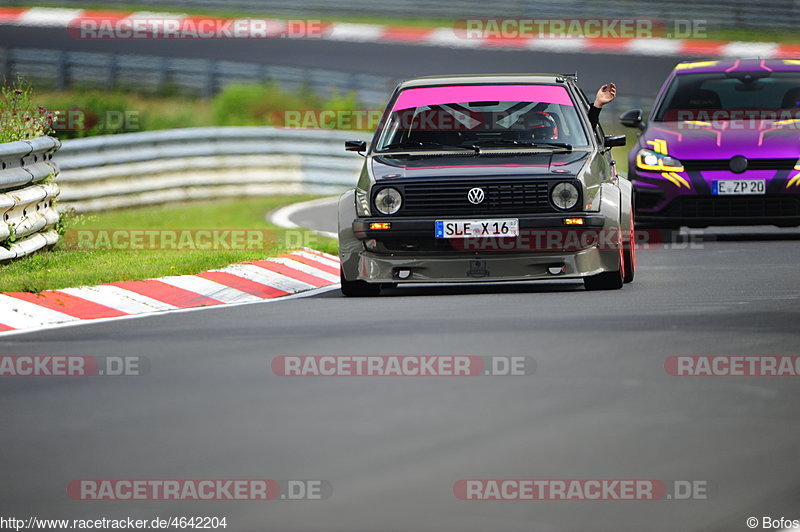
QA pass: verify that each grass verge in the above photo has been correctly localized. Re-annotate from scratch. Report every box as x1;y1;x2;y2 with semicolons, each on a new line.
0;196;338;293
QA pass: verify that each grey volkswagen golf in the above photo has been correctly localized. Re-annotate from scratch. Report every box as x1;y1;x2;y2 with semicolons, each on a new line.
338;73;633;296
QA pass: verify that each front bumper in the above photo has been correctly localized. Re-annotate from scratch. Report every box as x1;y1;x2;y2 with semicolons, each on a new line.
348;213;619;283
351;248;614;283
631;169;800;227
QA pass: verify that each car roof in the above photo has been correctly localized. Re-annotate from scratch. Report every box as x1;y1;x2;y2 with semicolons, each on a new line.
397;74;573;89
673;58;800;74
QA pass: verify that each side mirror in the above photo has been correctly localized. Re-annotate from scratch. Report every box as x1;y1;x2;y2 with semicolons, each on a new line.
619;109;644;130
604;135;627;148
345;140;367;152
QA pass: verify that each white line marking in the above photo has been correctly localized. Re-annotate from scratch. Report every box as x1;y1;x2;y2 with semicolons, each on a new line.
626;38;683;56
0;294;78;329
17;7;83;27
721;41;778;58
303;247;340;262
327;22;385;42
127;11;187;20
0;285;340;338
157;275;261;304
216;264;315;293
268;257;340;283
289;250;340;269
268;196;339;240
59;285;177;313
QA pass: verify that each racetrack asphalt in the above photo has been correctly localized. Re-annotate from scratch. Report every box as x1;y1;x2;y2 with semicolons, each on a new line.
1;24;799;532
1;196;799;531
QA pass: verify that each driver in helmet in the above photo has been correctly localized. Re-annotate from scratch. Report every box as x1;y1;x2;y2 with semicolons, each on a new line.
522;82;616;140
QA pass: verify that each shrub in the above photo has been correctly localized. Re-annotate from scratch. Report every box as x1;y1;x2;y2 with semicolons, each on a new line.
0;77;56;143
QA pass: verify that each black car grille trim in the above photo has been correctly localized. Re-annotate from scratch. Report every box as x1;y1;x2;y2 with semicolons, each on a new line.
663;196;800;218
681;158;796;172
376;178;578;216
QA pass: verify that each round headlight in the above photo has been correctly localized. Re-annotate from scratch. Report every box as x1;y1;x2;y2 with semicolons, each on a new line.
374;187;403;215
551;182;580;210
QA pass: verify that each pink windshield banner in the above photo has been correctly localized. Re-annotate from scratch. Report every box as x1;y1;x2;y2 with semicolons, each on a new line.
391;84;574;111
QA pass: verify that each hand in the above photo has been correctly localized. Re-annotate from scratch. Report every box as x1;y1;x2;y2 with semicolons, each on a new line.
594;83;616;108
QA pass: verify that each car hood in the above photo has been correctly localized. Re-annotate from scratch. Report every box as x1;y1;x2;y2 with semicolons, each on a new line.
642;121;800;160
370;151;590;180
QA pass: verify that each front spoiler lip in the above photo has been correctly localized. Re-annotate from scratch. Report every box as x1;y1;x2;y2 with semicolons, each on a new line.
352;213;605;239
351;248;613;283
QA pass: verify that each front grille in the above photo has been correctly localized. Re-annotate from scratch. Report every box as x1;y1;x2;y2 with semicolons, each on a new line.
681;158;796;172
663;196;800;218
385;178;570;216
636;190;665;210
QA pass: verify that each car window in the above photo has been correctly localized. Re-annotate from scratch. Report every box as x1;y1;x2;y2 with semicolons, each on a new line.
375;85;590;150
655;71;800;120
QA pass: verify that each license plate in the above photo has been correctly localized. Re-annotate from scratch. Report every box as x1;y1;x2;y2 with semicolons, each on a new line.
712;179;765;195
435;219;519;238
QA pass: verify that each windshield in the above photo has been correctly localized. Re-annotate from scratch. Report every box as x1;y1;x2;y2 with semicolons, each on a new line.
654;71;800;121
374;84;590;151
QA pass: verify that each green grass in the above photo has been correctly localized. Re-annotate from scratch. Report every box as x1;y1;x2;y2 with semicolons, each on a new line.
0;196;338;293
36;82;363;139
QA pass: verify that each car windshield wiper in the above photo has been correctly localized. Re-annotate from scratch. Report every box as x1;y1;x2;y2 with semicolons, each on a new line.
465;140;573;152
378;141;477;153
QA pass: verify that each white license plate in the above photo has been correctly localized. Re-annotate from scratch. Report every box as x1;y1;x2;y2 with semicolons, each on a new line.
435;219;519;238
713;179;765;195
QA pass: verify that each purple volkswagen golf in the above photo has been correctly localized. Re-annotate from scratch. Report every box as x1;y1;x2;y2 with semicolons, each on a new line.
620;58;800;227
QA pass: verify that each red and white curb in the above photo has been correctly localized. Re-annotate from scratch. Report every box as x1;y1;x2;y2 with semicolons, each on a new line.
0;248;340;336
0;6;798;58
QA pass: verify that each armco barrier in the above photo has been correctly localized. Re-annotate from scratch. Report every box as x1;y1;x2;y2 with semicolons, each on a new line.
55;127;368;212
0;136;61;262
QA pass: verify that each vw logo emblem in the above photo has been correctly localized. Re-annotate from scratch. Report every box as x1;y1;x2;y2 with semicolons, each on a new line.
467;187;485;205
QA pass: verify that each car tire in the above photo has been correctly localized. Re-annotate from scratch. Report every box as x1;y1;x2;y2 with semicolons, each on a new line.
584;269;624;291
340;267;382;297
584;248;624;291
623;216;635;284
623;247;635;283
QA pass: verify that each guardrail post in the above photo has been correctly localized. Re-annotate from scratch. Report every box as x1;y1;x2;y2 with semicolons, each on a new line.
157;57;169;93
1;48;11;84
56;51;68;91
106;53;118;92
203;60;215;98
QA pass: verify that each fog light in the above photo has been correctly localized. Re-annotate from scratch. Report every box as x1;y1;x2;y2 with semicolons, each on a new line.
370;222;391;230
564;217;584;225
365;239;378;250
396;269;411;279
548;264;565;275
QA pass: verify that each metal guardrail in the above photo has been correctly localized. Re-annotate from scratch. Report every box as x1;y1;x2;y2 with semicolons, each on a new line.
55;127;368;212
0;48;396;106
0;137;61;262
11;0;799;31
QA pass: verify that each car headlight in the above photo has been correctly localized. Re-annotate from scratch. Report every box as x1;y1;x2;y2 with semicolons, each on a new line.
374;187;403;215
551;182;580;210
636;148;684;172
